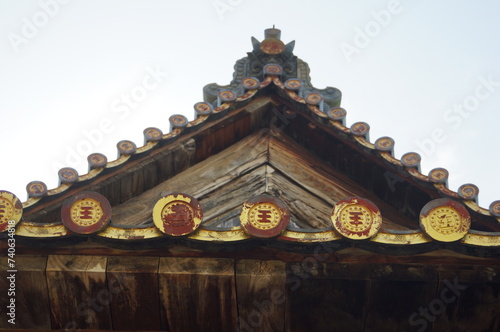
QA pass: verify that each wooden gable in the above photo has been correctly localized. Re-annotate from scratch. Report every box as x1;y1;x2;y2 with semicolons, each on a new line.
1;28;500;331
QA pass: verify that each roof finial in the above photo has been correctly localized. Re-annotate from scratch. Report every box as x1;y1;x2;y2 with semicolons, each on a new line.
264;26;281;41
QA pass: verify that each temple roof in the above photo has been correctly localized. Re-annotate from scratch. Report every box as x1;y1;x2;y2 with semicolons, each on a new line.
1;28;499;257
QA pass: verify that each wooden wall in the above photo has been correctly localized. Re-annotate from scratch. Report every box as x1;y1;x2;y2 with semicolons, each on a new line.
1;254;499;331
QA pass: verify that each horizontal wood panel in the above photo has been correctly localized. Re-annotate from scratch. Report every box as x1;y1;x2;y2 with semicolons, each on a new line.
159;257;238;332
107;256;162;330
236;260;287;332
46;255;111;330
1;254;498;331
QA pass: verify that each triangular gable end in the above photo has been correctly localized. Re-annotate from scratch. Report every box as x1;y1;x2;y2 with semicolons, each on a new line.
3;28;498;255
1;27;500;332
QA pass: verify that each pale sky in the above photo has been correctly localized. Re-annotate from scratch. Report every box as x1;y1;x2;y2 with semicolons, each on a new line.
1;0;499;210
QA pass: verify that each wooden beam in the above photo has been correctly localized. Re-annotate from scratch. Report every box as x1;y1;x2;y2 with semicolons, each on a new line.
286;261;370;332
0;255;52;329
46;255;111;330
236;259;287;332
432;265;500;331
106;256;162;330
158;257;238;332
363;264;438;331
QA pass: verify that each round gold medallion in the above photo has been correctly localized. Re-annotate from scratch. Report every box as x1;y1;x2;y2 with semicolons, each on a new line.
350;122;370;137
88;153;108;169
374;136;395;152
401;152;421;168
61;191;111;234
331;197;382;240
218;90;236;102
152;193;202;236
263;64;283;75
428;168;448;183
419;198;470;242
327;107;347;121
161;201;194;227
0;191;23;232
284;79;302;90
242;77;260;90
144;127;163;142
70;198;103;227
490;200;500;217
194;102;213;115
428;207;462;235
248;203;281;230
240;195;290;238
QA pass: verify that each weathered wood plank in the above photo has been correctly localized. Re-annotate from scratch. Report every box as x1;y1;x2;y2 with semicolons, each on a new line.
14;256;51;329
268;169;332;229
119;164;144;203
217;120;236;156
286;261;370;332
93;175;122;207
154;149;174;184
106;256;162;331
159;257;238;332
236;259;286;332
201;205;242;229
268;129;355;206
268;130;415;230
172;138;196;174
46;255;111;330
0;264;7;328
195;96;272;162
0;255;51;329
195;126;217;162
200;165;267;227
364;264;438;332
431;265;500;332
112;130;269;226
141;158;160;192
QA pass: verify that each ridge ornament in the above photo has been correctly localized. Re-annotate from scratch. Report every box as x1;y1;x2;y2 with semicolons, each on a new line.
0;190;23;232
240;195;290;238
61;191;111;234
419;198;470;242
331;197;382;240
153;193;202;236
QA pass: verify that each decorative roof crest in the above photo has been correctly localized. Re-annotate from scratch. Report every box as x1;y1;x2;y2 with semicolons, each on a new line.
203;27;342;109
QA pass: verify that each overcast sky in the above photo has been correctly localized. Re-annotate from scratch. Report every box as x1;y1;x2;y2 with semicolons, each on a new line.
0;0;499;211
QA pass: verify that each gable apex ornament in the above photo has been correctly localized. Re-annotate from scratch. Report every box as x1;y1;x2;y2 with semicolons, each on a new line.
203;27;341;110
